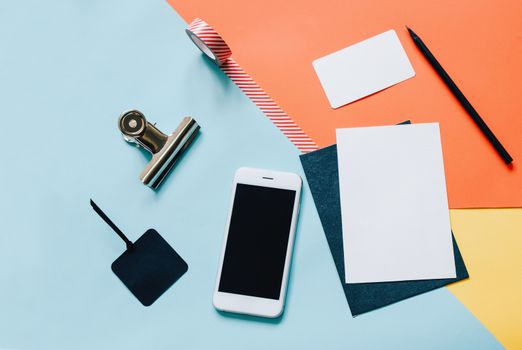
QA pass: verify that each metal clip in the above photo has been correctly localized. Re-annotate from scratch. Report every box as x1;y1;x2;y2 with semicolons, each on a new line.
118;110;200;189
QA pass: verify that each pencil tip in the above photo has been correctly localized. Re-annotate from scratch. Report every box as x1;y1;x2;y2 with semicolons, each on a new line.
405;26;416;37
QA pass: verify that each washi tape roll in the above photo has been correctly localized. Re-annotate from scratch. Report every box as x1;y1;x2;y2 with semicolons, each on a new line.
186;18;318;153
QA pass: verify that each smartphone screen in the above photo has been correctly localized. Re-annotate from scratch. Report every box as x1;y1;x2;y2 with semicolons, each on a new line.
218;183;297;300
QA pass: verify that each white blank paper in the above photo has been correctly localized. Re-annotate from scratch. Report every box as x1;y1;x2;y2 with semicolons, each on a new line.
313;30;415;108
336;123;456;283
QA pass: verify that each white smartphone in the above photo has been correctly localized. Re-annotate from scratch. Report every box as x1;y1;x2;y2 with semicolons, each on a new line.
213;167;302;318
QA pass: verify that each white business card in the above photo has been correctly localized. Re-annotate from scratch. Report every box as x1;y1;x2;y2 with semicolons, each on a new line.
313;30;415;108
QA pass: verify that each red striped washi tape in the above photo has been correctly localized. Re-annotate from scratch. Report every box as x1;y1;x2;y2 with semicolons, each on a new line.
185;18;318;153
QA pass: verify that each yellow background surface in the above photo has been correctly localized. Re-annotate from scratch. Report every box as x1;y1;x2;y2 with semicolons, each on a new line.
449;209;522;350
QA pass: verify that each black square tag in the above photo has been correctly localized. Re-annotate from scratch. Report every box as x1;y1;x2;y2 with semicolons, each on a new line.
111;229;188;306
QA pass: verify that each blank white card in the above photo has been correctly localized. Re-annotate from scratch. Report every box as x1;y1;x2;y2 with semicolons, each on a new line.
313;30;415;108
336;123;456;283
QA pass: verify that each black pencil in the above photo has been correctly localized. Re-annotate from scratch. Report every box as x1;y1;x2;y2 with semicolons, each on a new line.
406;26;513;165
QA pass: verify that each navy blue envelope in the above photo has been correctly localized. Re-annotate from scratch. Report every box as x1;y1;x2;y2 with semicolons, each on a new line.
299;127;469;316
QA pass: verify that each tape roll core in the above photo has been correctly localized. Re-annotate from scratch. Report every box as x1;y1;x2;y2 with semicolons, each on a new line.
186;30;217;62
185;19;232;66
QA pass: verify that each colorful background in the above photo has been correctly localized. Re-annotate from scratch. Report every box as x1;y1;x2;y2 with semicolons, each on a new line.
169;0;522;209
169;1;522;347
0;0;519;349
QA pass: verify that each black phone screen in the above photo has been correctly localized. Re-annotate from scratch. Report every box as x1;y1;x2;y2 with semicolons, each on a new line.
218;183;297;300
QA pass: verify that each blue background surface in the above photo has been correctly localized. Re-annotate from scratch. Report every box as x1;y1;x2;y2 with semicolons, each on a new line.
0;1;503;349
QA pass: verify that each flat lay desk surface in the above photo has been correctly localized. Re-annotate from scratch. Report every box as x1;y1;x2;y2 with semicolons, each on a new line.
0;1;514;349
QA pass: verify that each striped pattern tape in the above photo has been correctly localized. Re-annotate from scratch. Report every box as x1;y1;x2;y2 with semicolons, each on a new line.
186;18;318;153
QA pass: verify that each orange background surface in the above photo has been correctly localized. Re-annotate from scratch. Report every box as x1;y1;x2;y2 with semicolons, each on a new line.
168;0;522;209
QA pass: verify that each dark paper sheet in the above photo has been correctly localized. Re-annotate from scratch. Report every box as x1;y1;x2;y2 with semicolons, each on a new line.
299;142;469;316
